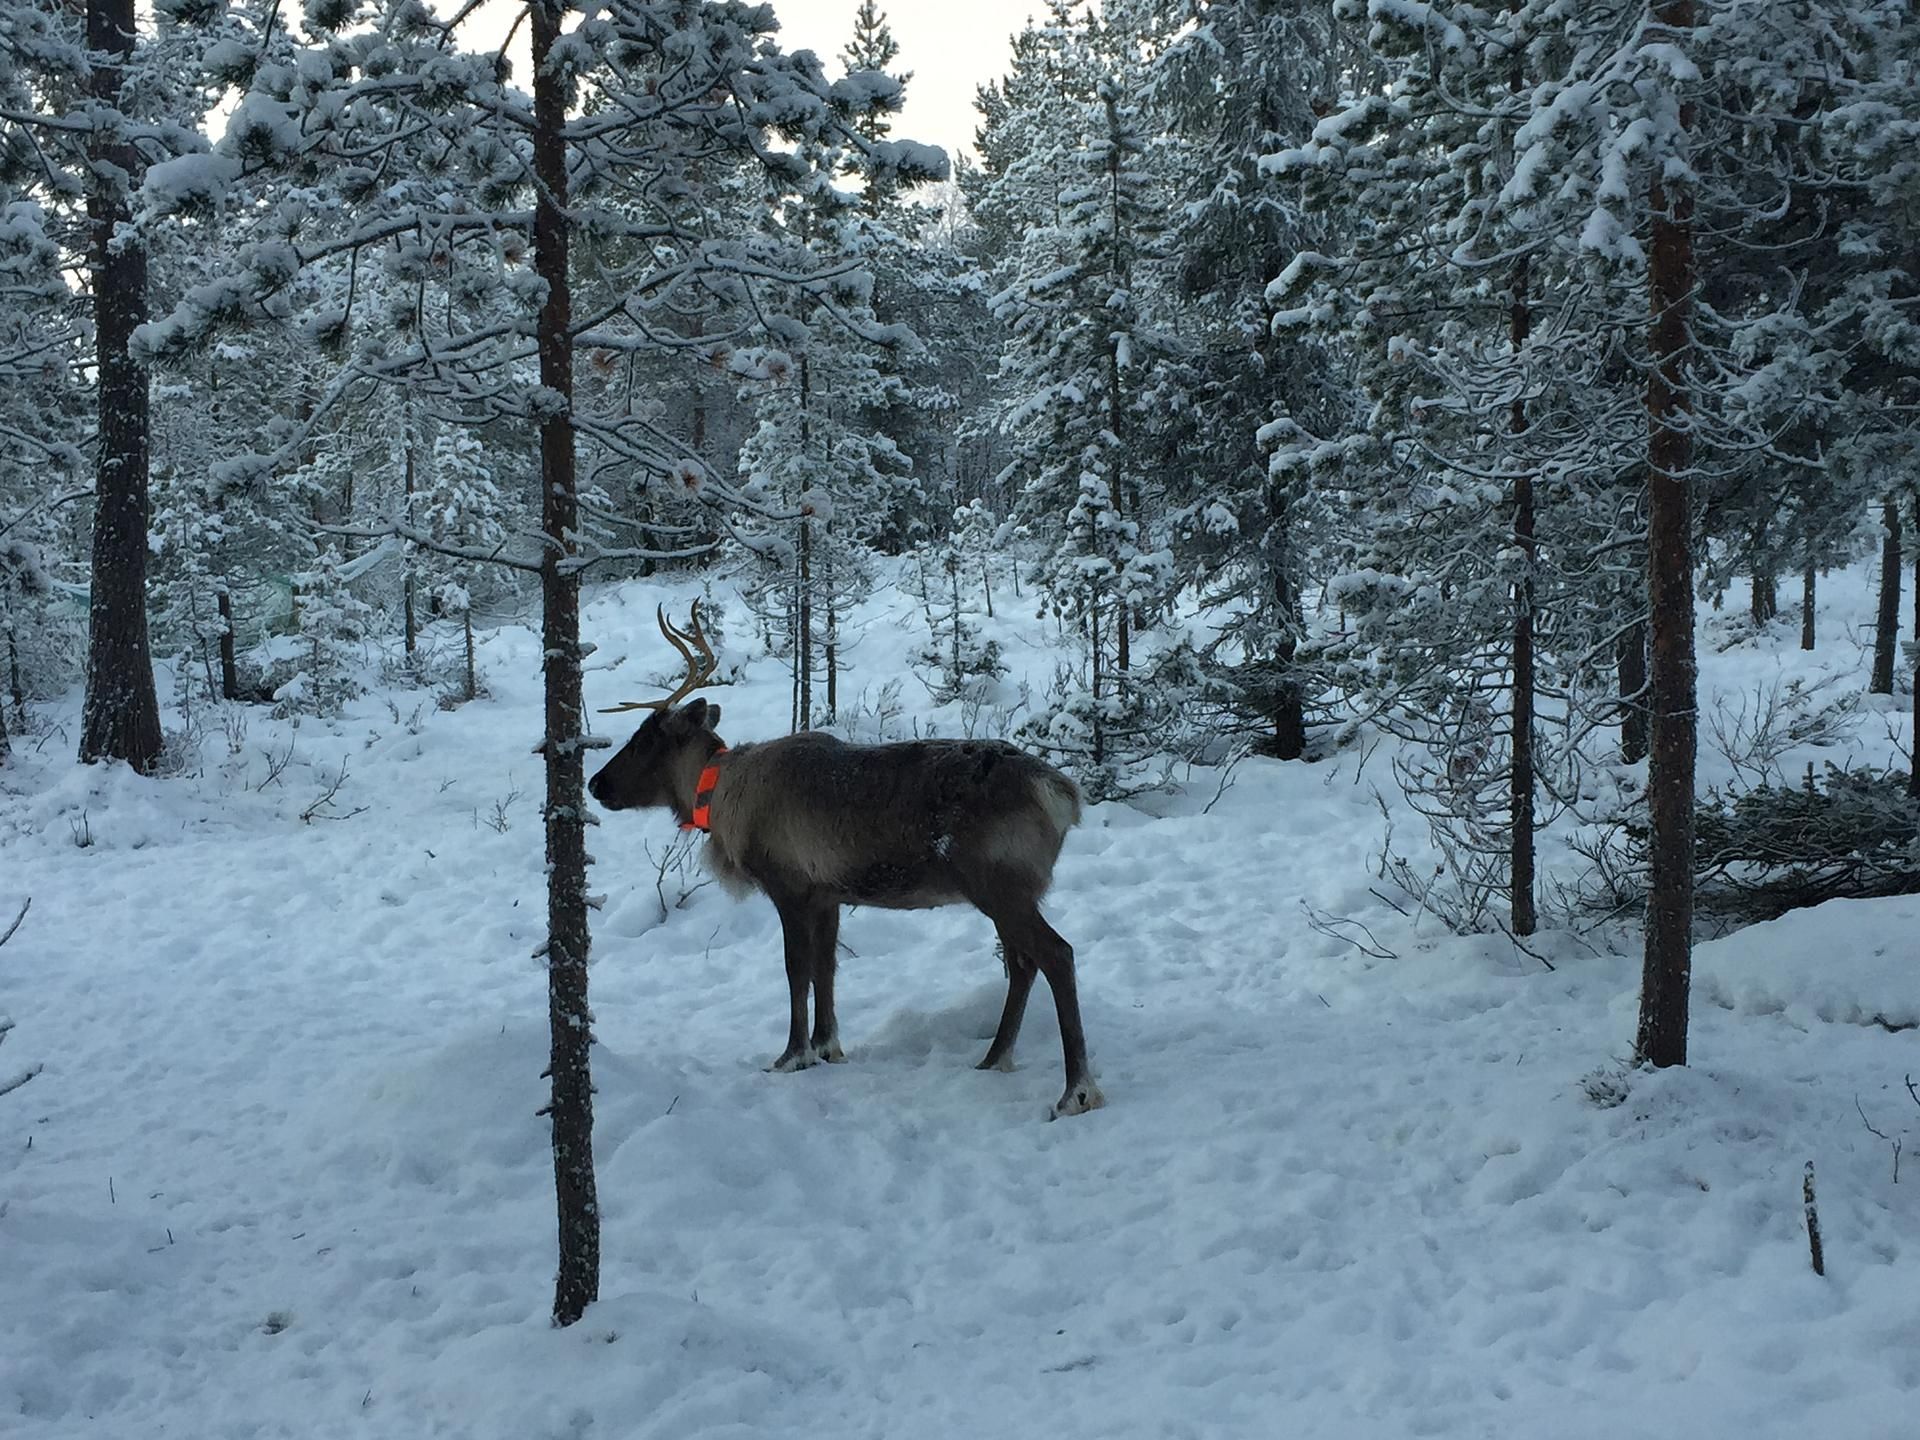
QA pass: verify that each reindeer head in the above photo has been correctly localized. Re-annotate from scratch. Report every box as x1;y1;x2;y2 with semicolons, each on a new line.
588;604;723;815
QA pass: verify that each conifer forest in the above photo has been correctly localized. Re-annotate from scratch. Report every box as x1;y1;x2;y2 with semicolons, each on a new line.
3;3;1918;1436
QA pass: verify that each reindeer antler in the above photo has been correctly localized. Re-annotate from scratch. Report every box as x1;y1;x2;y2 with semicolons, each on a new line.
599;602;719;714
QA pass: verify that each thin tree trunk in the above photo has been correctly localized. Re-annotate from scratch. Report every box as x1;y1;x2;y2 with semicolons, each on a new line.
402;442;418;664
532;0;598;1328
1638;7;1696;1071
1800;559;1815;652
1749;516;1776;623
797;514;812;731
824;537;837;723
463;609;477;703
1090;594;1104;769
1870;497;1901;694
216;588;240;700
1911;514;1919;800
1510;254;1537;939
78;0;162;773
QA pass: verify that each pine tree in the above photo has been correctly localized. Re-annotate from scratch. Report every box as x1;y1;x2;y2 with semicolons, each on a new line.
149;0;941;1324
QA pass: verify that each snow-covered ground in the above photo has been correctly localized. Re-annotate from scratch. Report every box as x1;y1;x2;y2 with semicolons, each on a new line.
2;563;1916;1439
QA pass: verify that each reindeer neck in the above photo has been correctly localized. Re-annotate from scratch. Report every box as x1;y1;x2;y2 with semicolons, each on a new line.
672;734;731;831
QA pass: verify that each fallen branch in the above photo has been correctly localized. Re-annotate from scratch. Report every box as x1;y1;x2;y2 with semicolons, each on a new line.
0;896;26;949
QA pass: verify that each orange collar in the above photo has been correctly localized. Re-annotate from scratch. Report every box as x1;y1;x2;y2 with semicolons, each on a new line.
681;748;727;833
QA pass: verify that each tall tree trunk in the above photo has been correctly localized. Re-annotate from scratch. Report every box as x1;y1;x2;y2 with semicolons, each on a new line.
1749;516;1776;622
1870;497;1901;694
402;442;418;664
824;537;837;723
1911;514;1919;800
1800;558;1815;652
8;630;24;729
1089;596;1104;770
1265;479;1307;761
1509;254;1537;938
532;0;598;1329
216;587;239;700
78;0;162;772
1638;6;1696;1071
463;609;477;704
797;514;812;731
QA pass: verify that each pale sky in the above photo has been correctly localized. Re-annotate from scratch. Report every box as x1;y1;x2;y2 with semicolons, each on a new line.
760;1;1044;162
461;2;1044;165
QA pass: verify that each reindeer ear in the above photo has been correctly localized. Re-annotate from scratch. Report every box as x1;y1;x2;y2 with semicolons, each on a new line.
680;698;709;726
702;703;721;730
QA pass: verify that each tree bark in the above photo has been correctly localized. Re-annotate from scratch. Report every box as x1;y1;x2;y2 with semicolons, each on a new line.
1800;558;1815;652
216;588;240;701
1637;5;1696;1071
1911;515;1919;800
402;441;418;665
1870;496;1901;694
1749;516;1776;623
532;0;599;1328
1509;254;1536;938
78;0;162;773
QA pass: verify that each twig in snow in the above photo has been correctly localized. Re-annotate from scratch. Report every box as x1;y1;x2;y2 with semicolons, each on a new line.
256;734;296;790
1802;1161;1825;1277
1301;902;1397;961
1492;914;1556;972
1200;745;1251;817
0;897;27;949
301;759;367;823
1368;887;1409;917
1855;1095;1902;1184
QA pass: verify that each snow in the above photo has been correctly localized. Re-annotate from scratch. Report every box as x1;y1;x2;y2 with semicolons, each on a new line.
3;563;1917;1438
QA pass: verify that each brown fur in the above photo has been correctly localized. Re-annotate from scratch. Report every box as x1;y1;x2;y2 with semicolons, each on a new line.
589;700;1103;1117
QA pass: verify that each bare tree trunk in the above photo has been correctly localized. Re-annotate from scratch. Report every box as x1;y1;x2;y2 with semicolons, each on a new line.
1509;254;1537;937
1800;558;1815;652
463;609;477;704
215;588;240;700
532;0;598;1328
402;442;418;665
1638;9;1696;1071
1090;597;1105;769
1911;519;1919;801
8;630;23;729
824;537;837;723
797;514;812;730
78;0;162;773
1871;497;1901;694
1749;516;1776;623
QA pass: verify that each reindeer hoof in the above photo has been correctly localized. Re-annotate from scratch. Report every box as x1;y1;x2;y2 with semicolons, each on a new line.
1049;1081;1105;1119
814;1039;847;1064
975;1051;1016;1073
767;1047;818;1073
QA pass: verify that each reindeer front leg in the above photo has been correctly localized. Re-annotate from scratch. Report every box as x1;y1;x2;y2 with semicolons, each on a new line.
768;893;822;1072
809;904;846;1063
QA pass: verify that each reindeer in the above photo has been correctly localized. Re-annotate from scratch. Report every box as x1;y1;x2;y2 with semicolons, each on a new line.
588;604;1103;1118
